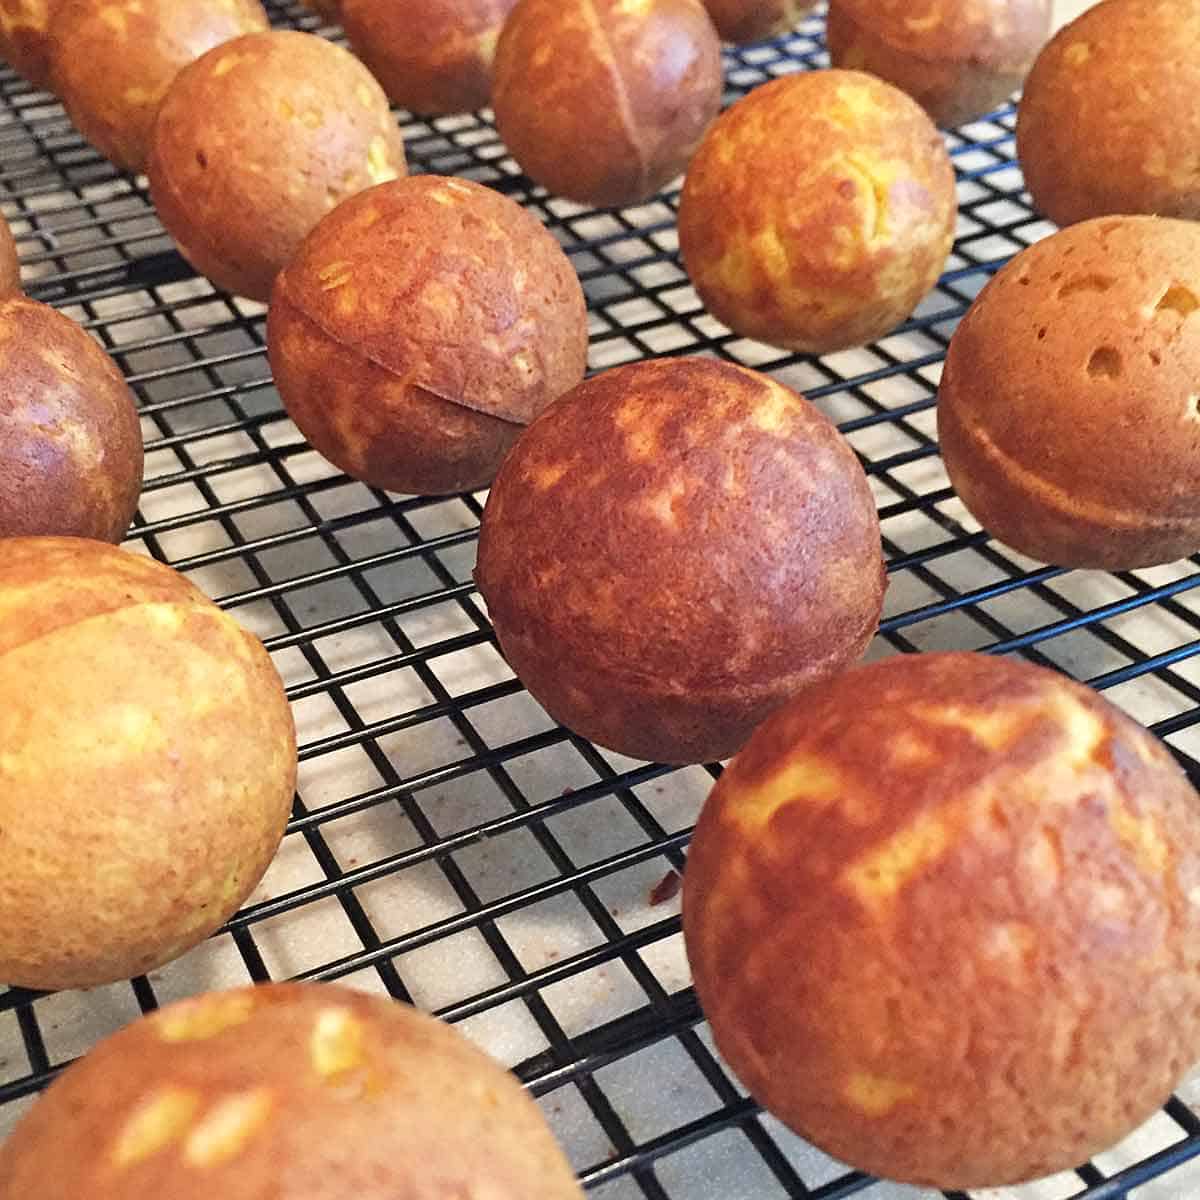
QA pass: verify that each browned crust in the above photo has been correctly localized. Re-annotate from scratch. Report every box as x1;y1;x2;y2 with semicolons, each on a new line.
1016;0;1200;226
0;536;208;653
677;69;957;354
0;209;20;294
826;0;1050;128
0;0;56;88
267;291;525;495
0;538;295;991
683;650;1200;1188
702;0;813;44
49;0;269;174
0;296;143;542
476;356;885;764
147;30;406;302
492;0;722;208
937;215;1200;569
832;0;1049;68
341;0;516;116
271;176;586;429
0;983;584;1199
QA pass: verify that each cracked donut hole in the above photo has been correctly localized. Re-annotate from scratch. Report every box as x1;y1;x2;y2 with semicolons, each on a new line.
492;0;723;208
1058;273;1115;298
266;175;587;495
195;149;208;169
1087;346;1122;379
1037;326;1047;340
1155;283;1199;317
1150;349;1163;365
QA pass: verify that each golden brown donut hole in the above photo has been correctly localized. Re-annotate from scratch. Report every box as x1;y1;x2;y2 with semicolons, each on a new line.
826;0;1051;129
701;0;813;44
684;650;1200;1189
0;296;142;542
50;0;269;174
0;538;296;991
147;30;407;302
1016;0;1200;226
938;215;1200;570
475;356;886;765
0;982;584;1199
341;0;517;116
267;175;587;496
492;0;723;208
678;69;957;354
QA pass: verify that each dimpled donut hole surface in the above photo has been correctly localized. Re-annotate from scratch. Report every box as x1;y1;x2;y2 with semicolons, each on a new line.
937;215;1200;569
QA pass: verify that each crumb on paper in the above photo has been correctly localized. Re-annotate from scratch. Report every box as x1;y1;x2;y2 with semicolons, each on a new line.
649;869;682;906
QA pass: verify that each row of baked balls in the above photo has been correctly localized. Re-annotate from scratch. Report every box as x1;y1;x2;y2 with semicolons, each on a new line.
15;0;1188;356
8;0;1198;349
5;107;1200;1200
4;367;1200;1197
4;0;1198;759
6;125;1200;754
15;0;1200;224
0;0;1096;363
0;0;1062;552
5;637;1200;1200
4;166;1198;933
3;0;1044;322
4;272;1200;1196
4;370;1200;1198
0;0;1057;149
0;0;816;107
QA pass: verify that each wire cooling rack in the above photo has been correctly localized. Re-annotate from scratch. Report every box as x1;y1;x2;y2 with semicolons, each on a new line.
3;4;1200;1198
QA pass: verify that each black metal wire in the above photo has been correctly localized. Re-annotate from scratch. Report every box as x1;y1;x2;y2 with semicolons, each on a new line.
2;5;1200;1199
